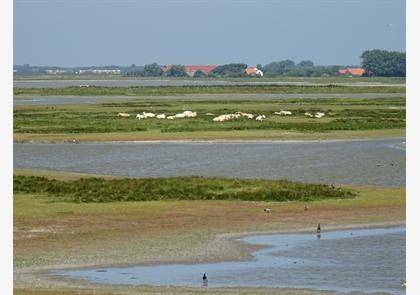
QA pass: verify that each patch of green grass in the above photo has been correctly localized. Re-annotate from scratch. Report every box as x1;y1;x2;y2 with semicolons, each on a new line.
13;84;405;96
13;175;356;203
13;97;406;135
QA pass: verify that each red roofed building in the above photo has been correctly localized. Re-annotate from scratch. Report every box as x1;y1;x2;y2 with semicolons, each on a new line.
244;67;264;77
338;67;366;77
183;65;219;77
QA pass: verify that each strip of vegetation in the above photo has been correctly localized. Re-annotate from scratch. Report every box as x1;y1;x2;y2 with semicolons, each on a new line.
13;84;405;97
14;98;405;134
13;175;356;203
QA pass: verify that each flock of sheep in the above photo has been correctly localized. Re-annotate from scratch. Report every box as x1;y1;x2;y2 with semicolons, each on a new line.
117;110;326;121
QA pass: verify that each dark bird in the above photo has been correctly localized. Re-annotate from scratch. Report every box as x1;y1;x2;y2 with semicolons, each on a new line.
202;272;207;281
317;223;321;234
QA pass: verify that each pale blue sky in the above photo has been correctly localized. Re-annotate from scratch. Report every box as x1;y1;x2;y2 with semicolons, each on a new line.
14;0;406;67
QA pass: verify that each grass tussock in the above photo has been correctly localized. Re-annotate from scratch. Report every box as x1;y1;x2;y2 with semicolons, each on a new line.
13;175;356;203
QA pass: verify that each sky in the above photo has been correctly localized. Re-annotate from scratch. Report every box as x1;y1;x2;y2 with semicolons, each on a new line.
13;0;406;67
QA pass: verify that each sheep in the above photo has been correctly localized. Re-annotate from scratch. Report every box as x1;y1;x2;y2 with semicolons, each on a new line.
263;208;272;213
142;112;156;118
167;115;175;120
255;115;266;121
182;111;197;118
213;115;230;122
314;112;325;119
304;112;314;118
275;110;292;116
236;112;254;119
136;114;146;120
213;114;239;122
117;112;130;118
156;114;166;119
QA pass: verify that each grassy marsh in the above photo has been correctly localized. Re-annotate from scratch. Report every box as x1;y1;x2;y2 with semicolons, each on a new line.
13;97;405;141
14;175;356;203
13;84;405;97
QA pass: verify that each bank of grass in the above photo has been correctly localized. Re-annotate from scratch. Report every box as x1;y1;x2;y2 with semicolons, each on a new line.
13;97;406;140
14;175;356;203
13;84;405;97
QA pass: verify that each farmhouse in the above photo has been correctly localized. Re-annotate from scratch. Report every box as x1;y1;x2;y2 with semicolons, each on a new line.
338;67;365;76
244;67;263;77
183;65;219;77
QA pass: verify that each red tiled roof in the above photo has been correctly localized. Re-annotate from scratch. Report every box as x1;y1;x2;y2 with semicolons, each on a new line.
347;68;365;76
184;65;219;74
338;69;349;75
245;67;259;75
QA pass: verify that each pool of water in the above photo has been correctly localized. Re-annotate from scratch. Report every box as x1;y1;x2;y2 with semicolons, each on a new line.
56;226;406;295
14;139;405;186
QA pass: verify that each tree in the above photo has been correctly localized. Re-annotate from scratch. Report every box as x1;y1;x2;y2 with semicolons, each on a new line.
167;64;187;77
262;60;295;76
361;49;405;77
212;63;248;77
298;60;314;68
144;63;163;77
193;70;206;78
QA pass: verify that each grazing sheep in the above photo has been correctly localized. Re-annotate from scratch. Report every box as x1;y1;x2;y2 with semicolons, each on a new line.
118;112;130;118
237;112;254;119
304;112;314;118
142;112;156;118
213;114;239;122
255;115;266;121
136;114;146;120
275;110;292;116
182;111;197;118
314;112;325;119
156;114;166;119
167;115;175;120
263;208;272;213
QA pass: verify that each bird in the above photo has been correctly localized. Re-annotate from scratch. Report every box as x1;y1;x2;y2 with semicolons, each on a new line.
317;223;321;234
202;272;207;281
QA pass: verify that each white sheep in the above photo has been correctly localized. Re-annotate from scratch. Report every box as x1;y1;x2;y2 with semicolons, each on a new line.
136;114;146;120
275;110;292;116
156;114;166;119
237;112;254;119
255;115;266;121
182;111;197;118
315;112;325;119
118;112;130;118
142;112;156;118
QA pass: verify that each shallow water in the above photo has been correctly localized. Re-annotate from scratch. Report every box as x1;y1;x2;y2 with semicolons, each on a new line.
57;226;406;295
14;139;405;186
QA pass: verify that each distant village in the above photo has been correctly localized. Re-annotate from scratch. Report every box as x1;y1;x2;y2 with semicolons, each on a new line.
13;63;366;77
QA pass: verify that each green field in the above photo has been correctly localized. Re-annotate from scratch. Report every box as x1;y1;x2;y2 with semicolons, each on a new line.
13;84;405;97
14;97;405;141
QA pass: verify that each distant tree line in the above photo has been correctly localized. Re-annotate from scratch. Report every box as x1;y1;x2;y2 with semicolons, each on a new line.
14;50;406;77
361;49;405;77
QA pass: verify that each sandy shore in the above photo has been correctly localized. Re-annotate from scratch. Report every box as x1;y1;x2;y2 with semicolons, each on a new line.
15;221;404;295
